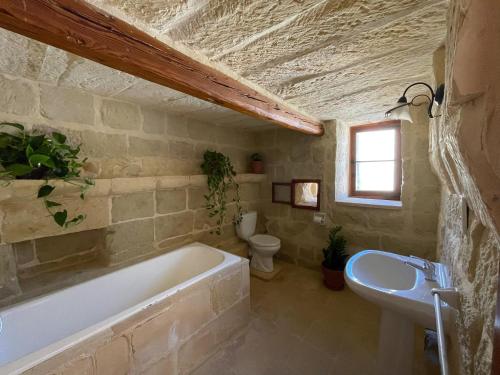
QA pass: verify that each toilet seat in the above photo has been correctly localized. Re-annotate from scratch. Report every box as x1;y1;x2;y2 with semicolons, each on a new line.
249;234;280;248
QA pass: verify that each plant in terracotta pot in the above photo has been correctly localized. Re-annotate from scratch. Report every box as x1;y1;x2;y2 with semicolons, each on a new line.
322;226;348;290
250;153;264;174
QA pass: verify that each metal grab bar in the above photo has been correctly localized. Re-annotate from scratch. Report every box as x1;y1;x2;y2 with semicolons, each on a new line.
431;288;459;375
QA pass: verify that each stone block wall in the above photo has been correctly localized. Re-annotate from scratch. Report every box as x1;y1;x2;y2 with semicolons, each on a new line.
0;73;265;307
257;107;441;267
0;175;263;307
429;1;500;373
0;72;256;178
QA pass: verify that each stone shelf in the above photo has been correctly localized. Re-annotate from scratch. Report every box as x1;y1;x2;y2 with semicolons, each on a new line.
0;173;266;202
0;173;266;243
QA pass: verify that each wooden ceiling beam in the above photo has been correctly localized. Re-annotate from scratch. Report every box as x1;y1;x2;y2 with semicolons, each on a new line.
0;0;324;135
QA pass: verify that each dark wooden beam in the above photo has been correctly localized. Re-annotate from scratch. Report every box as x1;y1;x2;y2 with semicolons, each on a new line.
0;0;324;135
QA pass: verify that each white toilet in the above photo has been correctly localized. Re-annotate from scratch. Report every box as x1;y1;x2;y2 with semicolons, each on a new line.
236;211;281;272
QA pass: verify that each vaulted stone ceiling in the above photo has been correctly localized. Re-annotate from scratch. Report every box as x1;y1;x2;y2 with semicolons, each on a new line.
0;0;448;128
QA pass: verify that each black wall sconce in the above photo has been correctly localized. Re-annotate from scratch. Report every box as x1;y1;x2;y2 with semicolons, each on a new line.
385;82;445;123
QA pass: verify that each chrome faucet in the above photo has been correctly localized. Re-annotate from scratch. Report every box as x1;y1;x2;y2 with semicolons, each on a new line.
404;255;437;282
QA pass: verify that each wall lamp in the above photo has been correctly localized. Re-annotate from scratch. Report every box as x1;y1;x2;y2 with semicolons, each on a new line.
385;82;445;123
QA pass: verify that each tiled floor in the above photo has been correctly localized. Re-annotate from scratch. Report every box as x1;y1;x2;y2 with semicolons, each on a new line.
194;262;438;375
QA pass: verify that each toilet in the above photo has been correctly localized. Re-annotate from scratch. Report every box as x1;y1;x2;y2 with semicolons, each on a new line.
236;211;281;272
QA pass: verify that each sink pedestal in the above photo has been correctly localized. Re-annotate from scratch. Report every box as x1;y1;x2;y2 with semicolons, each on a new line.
345;250;444;375
377;309;414;375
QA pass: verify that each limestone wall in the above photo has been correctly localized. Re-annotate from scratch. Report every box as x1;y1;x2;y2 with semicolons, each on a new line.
257;108;441;267
0;73;255;178
429;1;500;373
0;74;263;307
0;175;262;307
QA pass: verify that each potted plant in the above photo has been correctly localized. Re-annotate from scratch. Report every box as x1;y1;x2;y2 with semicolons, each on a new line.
201;150;242;235
0;122;94;228
321;226;348;290
250;153;264;174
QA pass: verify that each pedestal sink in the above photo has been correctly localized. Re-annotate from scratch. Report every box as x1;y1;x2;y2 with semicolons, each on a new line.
345;250;451;375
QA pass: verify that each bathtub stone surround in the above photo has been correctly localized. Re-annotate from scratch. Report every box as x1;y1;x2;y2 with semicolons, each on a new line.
428;1;500;373
0;174;263;307
257;108;441;267
19;257;250;375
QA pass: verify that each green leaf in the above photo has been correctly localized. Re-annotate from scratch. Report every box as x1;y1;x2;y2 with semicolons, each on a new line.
28;135;45;149
45;200;61;208
5;163;33;176
84;178;95;186
29;154;55;168
53;210;68;227
25;144;34;158
0;122;24;131
52;132;67;144
38;184;55;198
0;134;16;148
64;214;85;228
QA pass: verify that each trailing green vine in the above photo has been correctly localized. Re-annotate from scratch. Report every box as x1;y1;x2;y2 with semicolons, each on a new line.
200;150;242;235
0;122;94;228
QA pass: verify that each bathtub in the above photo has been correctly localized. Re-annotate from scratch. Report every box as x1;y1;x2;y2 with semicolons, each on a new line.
0;242;249;375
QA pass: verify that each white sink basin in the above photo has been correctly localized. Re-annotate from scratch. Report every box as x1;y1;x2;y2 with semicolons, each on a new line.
350;251;417;290
345;250;445;328
345;250;451;375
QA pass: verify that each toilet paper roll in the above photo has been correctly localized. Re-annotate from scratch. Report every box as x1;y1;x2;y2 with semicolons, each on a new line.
313;213;325;225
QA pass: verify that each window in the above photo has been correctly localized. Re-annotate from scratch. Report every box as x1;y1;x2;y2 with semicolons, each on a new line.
349;121;401;201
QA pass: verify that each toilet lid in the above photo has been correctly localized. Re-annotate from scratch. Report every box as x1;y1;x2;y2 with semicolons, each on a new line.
249;234;280;247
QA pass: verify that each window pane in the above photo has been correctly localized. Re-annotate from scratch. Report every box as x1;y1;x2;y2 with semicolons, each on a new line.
355;161;395;191
356;129;396;161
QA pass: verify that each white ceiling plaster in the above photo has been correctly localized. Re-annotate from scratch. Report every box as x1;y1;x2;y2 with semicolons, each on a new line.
0;0;448;128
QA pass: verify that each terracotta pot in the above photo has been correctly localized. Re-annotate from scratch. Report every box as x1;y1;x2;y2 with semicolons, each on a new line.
250;160;264;174
321;263;345;291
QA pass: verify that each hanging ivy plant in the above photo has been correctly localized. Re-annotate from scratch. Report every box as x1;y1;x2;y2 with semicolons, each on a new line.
0;122;94;228
200;150;242;235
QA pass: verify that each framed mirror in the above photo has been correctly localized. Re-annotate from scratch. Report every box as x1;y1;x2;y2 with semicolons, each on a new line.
272;183;292;204
291;179;321;210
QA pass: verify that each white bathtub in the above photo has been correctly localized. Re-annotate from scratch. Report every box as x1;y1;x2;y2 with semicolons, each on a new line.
0;242;241;374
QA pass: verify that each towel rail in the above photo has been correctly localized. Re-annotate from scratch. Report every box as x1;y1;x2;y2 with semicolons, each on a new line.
431;287;458;375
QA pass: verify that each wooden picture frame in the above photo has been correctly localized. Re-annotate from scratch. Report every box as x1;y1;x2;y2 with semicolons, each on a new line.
272;182;292;204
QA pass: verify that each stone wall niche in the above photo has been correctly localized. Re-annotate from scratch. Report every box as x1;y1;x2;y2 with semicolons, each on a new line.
0;174;265;308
